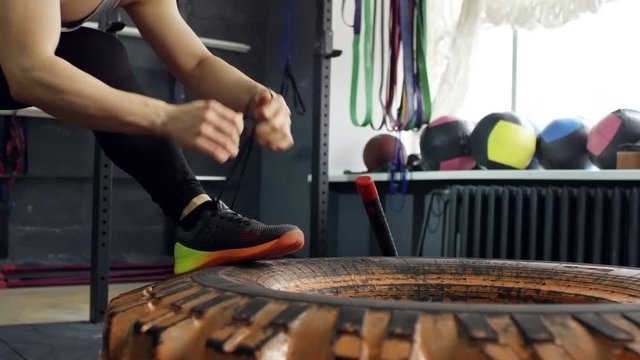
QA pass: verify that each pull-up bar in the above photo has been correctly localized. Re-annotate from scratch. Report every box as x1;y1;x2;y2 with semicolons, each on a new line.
82;21;252;54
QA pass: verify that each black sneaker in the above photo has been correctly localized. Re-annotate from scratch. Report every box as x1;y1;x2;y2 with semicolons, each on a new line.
173;201;304;274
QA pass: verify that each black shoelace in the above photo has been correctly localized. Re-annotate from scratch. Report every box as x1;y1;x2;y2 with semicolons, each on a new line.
217;211;252;225
215;122;255;210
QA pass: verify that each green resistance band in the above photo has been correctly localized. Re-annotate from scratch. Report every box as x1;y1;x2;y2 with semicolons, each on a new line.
350;0;374;128
402;0;431;131
416;0;432;126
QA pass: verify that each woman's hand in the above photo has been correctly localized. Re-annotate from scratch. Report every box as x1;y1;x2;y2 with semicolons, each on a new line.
160;99;244;163
248;88;294;151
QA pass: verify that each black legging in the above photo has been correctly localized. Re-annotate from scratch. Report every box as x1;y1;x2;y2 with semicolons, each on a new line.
0;27;206;222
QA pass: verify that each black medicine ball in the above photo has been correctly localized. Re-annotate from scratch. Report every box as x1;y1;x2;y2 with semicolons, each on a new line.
537;118;590;169
587;109;640;169
419;115;476;170
470;112;537;170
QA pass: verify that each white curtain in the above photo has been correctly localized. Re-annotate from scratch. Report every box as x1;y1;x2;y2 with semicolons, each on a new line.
427;0;481;119
426;0;612;119
482;0;605;30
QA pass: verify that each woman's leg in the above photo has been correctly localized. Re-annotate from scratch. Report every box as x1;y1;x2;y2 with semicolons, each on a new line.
0;27;304;273
55;28;206;221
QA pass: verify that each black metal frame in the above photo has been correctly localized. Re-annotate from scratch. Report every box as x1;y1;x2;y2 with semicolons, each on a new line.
310;0;335;257
89;144;112;323
0;110;112;323
88;13;122;324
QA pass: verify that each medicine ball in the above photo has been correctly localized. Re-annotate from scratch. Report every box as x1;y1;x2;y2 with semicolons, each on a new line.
587;109;640;169
419;115;476;170
363;134;406;172
537;118;590;169
470;112;538;169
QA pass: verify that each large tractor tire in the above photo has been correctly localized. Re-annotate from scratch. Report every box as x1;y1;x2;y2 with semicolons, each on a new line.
102;257;640;360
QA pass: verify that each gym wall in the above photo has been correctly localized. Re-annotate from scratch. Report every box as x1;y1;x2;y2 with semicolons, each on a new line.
328;1;422;176
259;0;317;258
258;0;416;259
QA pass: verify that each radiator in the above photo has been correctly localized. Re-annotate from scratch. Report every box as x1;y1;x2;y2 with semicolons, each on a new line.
441;185;640;267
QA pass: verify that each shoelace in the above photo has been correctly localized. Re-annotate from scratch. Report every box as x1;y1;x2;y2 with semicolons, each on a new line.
279;0;306;116
218;211;253;225
215;123;255;210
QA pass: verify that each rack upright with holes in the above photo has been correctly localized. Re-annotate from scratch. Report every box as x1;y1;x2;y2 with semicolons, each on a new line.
309;0;335;258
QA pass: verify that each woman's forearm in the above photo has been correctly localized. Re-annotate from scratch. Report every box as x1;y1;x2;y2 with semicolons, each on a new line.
179;55;266;113
8;55;170;135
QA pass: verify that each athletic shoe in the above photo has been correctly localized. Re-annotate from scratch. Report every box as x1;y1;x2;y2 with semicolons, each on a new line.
173;200;304;274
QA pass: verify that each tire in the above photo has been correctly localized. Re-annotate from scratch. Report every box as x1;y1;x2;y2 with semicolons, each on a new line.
102;257;640;360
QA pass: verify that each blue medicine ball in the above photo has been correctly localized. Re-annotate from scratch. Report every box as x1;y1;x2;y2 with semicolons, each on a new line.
537;117;591;169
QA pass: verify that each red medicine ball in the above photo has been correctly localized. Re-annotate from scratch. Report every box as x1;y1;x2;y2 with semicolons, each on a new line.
420;115;476;170
363;134;406;172
587;109;640;169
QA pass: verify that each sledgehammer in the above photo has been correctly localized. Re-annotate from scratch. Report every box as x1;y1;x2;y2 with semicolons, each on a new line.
355;176;399;256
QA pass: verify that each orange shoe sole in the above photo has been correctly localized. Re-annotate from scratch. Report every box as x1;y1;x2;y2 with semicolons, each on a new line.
177;229;305;274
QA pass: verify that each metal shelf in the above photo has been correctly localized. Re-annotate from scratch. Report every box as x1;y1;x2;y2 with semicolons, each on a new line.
83;21;251;54
0;107;52;118
324;169;640;183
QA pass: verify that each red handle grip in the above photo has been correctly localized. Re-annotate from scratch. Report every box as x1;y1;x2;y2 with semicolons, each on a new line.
355;176;379;203
355;175;398;256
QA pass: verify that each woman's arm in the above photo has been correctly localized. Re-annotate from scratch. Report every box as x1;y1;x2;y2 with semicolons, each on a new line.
123;0;265;113
125;0;294;150
0;0;171;134
0;0;243;163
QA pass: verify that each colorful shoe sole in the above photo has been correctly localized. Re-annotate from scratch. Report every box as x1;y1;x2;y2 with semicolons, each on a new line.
173;229;304;274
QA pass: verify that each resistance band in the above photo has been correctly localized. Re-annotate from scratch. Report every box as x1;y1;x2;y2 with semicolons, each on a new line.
392;1;429;208
399;0;417;129
279;0;306;115
387;133;409;212
350;0;375;128
351;0;432;131
347;0;434;209
416;0;432;126
377;0;389;129
369;1;386;130
381;0;401;130
397;0;431;131
341;0;354;27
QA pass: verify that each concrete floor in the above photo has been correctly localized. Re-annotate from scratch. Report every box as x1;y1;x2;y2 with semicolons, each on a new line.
0;283;153;359
0;322;105;360
0;282;149;326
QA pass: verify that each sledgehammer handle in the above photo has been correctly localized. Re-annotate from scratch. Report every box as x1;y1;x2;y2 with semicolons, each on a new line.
355;176;399;256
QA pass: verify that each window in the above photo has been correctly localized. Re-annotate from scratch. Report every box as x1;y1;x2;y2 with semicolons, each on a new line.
329;1;640;174
518;0;640;128
463;0;640;129
455;25;514;123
